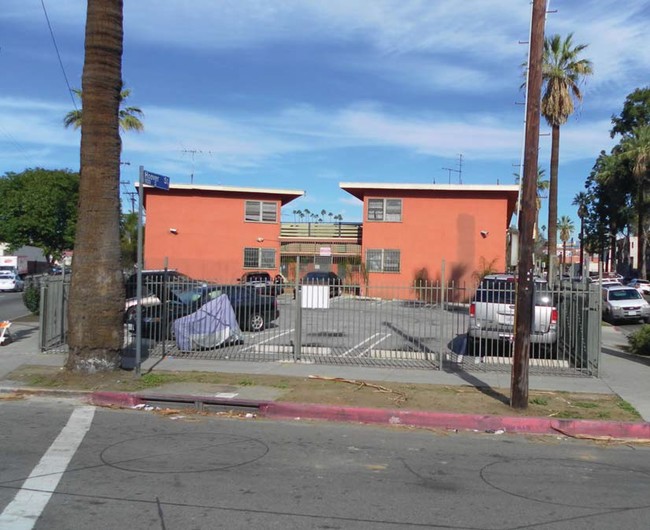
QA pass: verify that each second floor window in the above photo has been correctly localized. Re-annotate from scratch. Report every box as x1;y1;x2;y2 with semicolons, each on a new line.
245;201;277;222
367;198;402;222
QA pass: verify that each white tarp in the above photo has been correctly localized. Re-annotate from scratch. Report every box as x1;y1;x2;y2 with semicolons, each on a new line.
173;294;242;350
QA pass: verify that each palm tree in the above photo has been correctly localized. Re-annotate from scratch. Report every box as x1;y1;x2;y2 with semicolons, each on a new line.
557;215;575;270
541;33;593;275
572;191;589;274
64;87;144;133
618;125;650;278
66;0;124;372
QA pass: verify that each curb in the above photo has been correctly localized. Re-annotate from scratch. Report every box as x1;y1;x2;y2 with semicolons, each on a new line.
260;402;650;439
80;390;650;441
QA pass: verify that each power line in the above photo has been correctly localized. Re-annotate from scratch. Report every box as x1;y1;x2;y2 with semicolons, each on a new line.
40;0;78;111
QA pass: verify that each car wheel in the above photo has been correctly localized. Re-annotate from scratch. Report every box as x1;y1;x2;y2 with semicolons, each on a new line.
248;313;265;332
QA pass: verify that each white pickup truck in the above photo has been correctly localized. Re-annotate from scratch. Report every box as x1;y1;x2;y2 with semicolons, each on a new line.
467;273;558;354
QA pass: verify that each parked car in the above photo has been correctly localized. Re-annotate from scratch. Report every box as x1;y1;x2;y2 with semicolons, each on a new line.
467;273;557;352
300;271;342;297
627;279;650;296
124;269;191;320
239;271;284;295
602;286;650;324
0;272;25;292
139;283;279;339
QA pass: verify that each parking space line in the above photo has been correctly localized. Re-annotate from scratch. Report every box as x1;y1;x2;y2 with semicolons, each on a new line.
242;329;294;352
357;333;392;357
0;406;95;530
340;333;382;357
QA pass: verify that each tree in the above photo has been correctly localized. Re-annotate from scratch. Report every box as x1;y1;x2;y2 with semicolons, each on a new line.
0;168;79;261
66;0;125;373
64;87;144;133
514;166;548;237
618;126;650;278
572;191;589;272
611;86;650;139
120;211;138;269
541;33;593;276
557;215;575;269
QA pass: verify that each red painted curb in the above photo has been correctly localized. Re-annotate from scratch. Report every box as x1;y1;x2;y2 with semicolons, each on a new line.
88;391;144;408
260;402;650;439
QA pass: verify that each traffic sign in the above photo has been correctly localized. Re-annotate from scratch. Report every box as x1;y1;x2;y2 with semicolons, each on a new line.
143;170;170;190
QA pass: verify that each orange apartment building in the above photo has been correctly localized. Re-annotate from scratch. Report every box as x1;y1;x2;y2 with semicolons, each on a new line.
142;184;304;282
339;183;519;292
142;181;518;295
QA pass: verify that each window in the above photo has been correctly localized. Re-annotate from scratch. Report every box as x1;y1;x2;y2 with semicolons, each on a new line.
366;249;400;273
244;248;276;269
245;201;277;222
367;198;402;222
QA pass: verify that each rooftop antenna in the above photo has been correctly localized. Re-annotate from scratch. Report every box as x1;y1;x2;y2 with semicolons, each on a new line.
442;153;463;184
181;149;198;184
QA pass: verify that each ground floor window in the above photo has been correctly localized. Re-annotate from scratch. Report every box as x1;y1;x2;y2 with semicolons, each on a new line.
244;247;276;269
366;249;400;273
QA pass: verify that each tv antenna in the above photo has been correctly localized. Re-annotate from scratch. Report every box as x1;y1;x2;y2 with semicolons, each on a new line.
181;148;215;184
442;153;463;184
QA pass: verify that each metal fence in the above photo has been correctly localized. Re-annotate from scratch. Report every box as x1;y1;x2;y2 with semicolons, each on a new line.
38;275;69;352
40;272;602;376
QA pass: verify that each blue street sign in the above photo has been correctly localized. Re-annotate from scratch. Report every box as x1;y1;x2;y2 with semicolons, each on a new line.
143;170;170;190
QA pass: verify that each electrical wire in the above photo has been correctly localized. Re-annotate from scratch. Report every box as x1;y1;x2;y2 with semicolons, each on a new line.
40;0;78;110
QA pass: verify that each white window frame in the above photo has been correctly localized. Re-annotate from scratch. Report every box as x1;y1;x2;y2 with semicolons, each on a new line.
367;198;402;222
365;249;401;273
245;200;278;223
243;247;276;269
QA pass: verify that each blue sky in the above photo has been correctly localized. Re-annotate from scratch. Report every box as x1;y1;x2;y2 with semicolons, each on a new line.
1;1;649;240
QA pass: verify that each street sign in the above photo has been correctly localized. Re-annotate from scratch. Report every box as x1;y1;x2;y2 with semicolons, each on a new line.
143;170;170;191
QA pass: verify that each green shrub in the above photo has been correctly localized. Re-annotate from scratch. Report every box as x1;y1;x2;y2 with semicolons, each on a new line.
628;325;650;356
22;283;41;315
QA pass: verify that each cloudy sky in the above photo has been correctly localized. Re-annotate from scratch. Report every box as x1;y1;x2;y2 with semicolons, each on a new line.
1;1;649;236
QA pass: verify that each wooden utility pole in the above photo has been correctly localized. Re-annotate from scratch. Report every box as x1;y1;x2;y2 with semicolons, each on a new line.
511;0;547;409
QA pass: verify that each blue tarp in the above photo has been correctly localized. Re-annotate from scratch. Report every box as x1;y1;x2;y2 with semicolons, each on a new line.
173;294;242;350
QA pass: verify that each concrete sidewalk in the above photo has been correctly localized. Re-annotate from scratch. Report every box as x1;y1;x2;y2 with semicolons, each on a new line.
2;319;650;431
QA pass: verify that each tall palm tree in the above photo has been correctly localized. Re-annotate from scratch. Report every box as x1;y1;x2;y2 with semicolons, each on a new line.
66;0;125;372
541;33;593;275
619;125;650;278
557;215;575;270
64;86;144;133
514;167;549;239
572;191;589;273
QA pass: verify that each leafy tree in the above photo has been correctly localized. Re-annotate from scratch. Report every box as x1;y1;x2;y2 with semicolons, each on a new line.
64;87;144;133
0;168;79;260
617;126;650;278
572;191;589;270
557;215;575;269
611;86;650;139
66;0;125;373
120;212;138;268
541;33;593;270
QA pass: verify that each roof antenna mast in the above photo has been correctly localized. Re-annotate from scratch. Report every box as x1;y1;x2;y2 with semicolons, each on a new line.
442;153;463;184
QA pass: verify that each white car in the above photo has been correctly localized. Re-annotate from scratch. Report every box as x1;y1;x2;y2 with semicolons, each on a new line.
602;286;650;323
627;279;650;296
0;273;25;292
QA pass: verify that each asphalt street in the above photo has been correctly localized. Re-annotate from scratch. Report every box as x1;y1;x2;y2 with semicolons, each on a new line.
0;291;29;322
1;398;650;529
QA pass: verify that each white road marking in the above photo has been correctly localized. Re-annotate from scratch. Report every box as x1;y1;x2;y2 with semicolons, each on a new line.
357;333;392;357
0;406;96;530
242;329;294;352
340;333;382;357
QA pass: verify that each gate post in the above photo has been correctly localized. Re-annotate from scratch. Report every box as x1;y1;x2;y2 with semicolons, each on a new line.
439;259;446;370
293;255;302;361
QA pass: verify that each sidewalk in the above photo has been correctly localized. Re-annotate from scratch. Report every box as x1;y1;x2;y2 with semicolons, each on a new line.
1;319;650;435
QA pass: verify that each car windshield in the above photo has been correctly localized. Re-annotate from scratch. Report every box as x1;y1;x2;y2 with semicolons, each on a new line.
609;289;642;301
475;280;552;306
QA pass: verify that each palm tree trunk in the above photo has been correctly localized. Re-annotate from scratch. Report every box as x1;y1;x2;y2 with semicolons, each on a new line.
547;124;560;279
66;0;125;372
636;184;647;280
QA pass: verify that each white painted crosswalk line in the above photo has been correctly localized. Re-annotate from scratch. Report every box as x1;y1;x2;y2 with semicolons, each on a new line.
0;406;96;530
